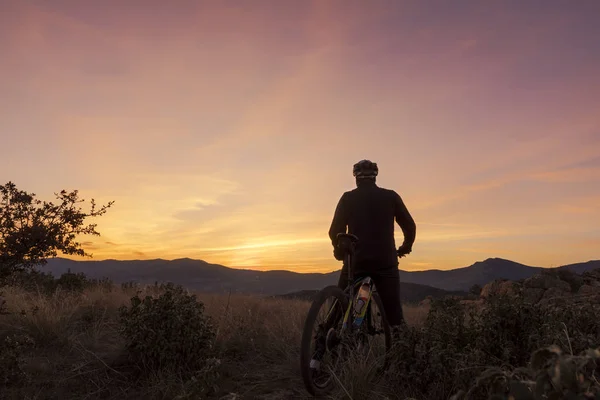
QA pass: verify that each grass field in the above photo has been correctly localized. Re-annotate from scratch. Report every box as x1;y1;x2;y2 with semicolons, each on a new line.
0;283;427;399
2;275;600;400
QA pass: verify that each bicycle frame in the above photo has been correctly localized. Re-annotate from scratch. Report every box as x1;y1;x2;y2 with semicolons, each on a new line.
336;235;375;333
342;277;373;331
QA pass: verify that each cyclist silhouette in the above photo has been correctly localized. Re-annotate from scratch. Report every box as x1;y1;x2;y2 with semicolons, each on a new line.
328;159;416;336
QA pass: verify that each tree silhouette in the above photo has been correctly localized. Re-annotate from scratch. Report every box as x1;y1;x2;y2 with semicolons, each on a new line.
0;181;114;278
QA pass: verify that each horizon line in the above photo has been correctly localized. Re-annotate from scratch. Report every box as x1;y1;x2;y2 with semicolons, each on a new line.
48;255;600;274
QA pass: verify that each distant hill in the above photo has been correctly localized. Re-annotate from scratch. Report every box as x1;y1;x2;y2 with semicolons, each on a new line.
40;257;600;299
558;260;600;275
41;257;463;303
43;257;338;296
398;258;600;291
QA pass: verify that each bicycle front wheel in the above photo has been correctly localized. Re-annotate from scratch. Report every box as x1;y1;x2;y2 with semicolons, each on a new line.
300;285;349;397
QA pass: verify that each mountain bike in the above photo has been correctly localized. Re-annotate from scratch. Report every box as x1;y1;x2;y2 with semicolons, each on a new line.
300;233;392;397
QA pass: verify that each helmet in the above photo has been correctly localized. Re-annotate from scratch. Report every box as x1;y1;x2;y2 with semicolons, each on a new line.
353;159;378;179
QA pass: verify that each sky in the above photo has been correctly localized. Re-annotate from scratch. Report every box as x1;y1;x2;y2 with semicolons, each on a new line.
1;0;599;273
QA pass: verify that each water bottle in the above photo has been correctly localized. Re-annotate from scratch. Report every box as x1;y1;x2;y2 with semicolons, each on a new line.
353;278;372;327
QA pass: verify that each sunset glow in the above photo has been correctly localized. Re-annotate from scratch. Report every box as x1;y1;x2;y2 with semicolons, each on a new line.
1;1;599;272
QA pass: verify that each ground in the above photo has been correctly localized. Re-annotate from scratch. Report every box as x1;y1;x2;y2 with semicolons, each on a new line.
3;268;600;400
0;283;427;400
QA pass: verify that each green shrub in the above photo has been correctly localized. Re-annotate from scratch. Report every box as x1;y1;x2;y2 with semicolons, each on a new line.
470;294;551;367
1;269;57;294
118;283;216;377
0;333;35;386
172;357;222;399
556;269;584;292
386;293;600;399
545;303;600;353
56;270;90;292
1;268;114;295
451;345;600;399
469;284;482;296
388;297;479;398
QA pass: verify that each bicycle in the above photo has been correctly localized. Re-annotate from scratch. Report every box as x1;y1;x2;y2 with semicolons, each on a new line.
300;233;392;397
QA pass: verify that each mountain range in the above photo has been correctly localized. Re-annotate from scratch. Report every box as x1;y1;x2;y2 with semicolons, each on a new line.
40;257;600;303
399;258;600;291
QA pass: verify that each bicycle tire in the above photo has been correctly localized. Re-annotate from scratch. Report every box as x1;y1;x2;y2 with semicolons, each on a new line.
300;285;349;397
370;291;392;367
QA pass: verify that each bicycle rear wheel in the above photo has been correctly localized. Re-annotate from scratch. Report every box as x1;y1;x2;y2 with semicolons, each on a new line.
368;291;392;366
300;285;349;397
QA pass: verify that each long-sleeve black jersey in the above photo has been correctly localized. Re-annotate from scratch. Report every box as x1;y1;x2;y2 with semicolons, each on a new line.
328;180;416;269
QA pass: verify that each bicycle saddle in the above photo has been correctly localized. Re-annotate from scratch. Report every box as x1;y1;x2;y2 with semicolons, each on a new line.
336;233;359;242
335;233;359;250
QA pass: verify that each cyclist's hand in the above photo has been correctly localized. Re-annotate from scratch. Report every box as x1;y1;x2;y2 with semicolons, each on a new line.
397;244;412;258
333;247;345;261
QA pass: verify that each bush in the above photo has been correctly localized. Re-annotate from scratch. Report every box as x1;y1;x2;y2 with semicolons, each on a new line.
385;298;472;398
55;270;90;293
451;345;600;399
1;269;58;294
385;293;600;399
0;333;35;386
469;284;482;296
1;268;114;296
118;283;216;377
470;294;551;367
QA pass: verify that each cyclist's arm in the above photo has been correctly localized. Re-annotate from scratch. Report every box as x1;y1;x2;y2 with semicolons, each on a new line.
328;193;348;246
394;192;416;249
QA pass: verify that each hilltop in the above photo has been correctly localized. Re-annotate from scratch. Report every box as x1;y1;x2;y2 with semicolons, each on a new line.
40;256;600;299
398;257;545;291
41;257;464;303
399;257;600;290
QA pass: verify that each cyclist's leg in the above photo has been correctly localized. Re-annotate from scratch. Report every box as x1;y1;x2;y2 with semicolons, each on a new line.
369;267;406;340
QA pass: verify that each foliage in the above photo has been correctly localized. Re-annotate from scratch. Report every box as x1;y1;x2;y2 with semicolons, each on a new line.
56;269;92;293
556;269;585;292
118;283;216;377
1;268;114;295
469;284;482;296
172;358;222;399
386;292;600;399
0;181;114;278
1;269;58;293
0;333;35;386
451;346;600;399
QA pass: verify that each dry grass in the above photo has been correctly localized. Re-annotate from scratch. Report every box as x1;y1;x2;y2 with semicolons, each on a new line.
4;270;600;399
0;284;429;399
402;303;429;327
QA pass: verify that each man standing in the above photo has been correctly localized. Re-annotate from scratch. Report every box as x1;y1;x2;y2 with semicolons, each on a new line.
328;159;416;333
